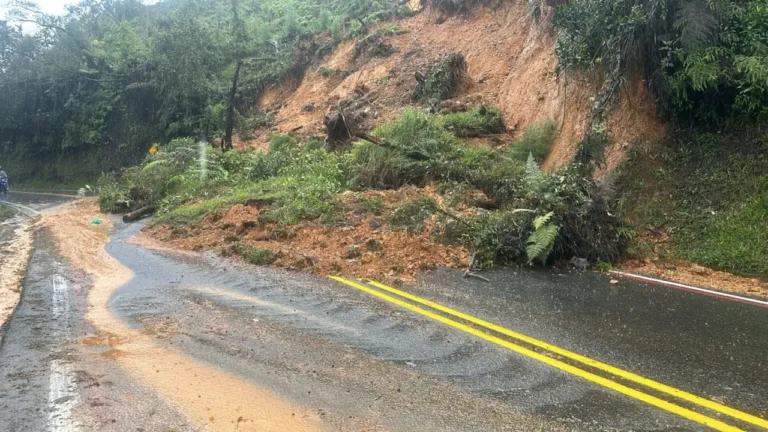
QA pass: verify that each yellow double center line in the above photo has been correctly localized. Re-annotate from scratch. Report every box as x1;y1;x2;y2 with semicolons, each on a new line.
330;276;767;431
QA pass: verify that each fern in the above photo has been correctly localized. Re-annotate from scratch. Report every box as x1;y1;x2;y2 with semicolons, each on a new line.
524;153;545;193
675;1;718;51
526;211;559;264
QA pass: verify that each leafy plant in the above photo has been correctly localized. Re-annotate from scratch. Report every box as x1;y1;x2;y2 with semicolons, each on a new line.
526;212;559;264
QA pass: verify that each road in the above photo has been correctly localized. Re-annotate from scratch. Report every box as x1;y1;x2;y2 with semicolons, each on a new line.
0;192;766;431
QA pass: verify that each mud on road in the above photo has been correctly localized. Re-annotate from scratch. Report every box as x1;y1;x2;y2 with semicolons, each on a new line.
2;198;767;432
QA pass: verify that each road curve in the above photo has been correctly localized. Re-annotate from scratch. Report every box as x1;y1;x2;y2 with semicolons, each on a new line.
0;195;766;431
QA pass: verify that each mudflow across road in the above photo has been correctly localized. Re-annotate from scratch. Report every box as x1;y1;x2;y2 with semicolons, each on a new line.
0;192;767;432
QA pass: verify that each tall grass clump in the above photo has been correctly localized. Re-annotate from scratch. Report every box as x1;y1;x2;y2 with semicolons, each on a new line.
509;120;556;162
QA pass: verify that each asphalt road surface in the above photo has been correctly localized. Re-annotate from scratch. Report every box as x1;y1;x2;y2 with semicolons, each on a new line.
1;192;766;431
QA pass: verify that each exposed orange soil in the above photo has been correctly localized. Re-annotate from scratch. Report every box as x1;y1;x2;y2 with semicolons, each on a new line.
250;3;666;170
146;186;472;282
619;258;768;300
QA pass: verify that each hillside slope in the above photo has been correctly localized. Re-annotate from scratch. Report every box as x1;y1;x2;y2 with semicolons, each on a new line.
250;3;666;171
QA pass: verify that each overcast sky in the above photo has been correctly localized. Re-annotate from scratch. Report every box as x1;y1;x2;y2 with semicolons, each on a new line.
1;0;76;18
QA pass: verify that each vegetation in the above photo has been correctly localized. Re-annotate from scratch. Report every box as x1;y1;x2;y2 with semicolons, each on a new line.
553;0;768;123
97;105;625;269
413;53;467;111
0;203;18;222
0;0;414;182
616;130;768;275
508;119;556;162
440;106;506;138
236;244;275;265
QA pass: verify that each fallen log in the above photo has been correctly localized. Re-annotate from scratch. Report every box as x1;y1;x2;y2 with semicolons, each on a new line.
122;205;156;223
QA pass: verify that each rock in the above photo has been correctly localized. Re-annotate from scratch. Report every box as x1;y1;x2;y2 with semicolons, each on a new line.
571;257;589;270
691;264;711;275
292;256;315;270
365;238;384;252
302;103;315;112
369;218;382;229
610;279;619;284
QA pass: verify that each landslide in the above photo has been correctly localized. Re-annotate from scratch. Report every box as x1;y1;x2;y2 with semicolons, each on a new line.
249;2;665;170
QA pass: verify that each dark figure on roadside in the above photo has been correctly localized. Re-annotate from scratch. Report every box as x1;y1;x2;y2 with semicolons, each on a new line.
0;167;8;197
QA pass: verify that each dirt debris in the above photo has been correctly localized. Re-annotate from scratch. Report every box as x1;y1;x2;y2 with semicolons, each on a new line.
146;186;472;282
619;259;768;300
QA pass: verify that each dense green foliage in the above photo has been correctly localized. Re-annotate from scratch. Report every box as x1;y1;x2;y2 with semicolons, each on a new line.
0;0;412;182
102;108;626;268
553;0;768;122
616;129;768;274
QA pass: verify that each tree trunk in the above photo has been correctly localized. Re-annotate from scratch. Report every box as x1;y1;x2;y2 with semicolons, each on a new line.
122;205;156;223
224;59;243;152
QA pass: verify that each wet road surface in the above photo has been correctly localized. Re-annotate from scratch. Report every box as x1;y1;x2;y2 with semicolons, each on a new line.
1;193;766;431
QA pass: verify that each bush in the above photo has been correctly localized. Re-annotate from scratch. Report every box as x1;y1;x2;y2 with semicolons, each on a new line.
269;134;298;154
413;54;467;109
509;120;556;162
440;106;506;137
352;108;464;188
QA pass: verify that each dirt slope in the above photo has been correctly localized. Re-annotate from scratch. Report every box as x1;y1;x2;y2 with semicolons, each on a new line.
250;3;666;171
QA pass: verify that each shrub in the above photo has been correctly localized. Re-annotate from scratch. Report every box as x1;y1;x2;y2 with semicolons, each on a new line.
352;108;463;188
413;54;467;109
269;134;298;154
440;106;506;137
509;120;556;162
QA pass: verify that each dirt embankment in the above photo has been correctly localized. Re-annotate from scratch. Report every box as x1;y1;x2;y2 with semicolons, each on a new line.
0;210;36;335
143;186;472;283
43;200;325;432
249;3;666;170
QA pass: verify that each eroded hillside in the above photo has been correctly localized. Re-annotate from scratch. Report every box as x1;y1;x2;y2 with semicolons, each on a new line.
247;3;666;172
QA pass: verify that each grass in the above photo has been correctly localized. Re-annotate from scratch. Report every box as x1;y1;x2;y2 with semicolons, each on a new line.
509;119;556;162
0;203;17;222
616;131;768;275
237;244;275;265
440;106;505;137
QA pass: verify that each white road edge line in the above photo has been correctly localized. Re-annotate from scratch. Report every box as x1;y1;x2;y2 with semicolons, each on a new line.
48;359;79;432
49;274;79;432
609;270;768;308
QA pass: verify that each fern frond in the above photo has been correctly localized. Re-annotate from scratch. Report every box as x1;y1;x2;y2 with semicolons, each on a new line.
674;1;718;51
524;153;544;192
533;211;554;230
526;222;559;263
141;160;167;172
